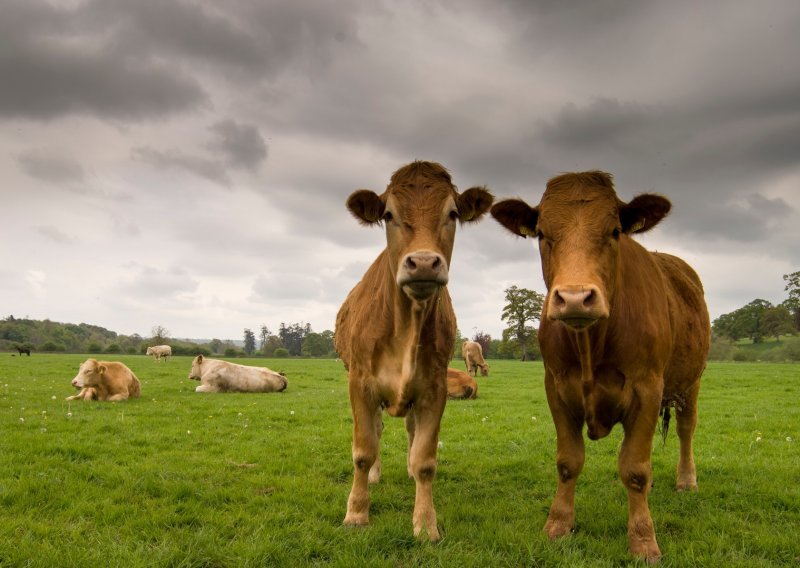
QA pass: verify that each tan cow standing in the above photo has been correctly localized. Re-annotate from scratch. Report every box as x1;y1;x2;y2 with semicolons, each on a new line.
335;161;492;541
491;171;709;563
66;358;141;402
146;345;172;362
461;340;489;376
446;368;478;400
187;355;287;393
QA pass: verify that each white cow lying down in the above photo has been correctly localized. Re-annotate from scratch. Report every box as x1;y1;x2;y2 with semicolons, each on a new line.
188;355;287;393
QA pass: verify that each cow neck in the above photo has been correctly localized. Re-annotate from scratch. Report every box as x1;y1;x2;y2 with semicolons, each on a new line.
575;328;594;398
384;289;439;417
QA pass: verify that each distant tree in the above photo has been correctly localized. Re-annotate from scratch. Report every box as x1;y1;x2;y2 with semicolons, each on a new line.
262;335;283;357
208;339;224;354
259;325;270;351
783;271;800;330
279;322;311;356
761;306;796;341
472;330;492;355
452;328;464;359
151;325;170;345
713;299;773;343
105;343;121;354
302;330;335;357
243;328;256;356
87;342;103;354
501;285;545;360
224;347;240;358
274;347;290;358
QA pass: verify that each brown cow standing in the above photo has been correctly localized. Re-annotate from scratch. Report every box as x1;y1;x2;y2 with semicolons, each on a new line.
461;340;489;376
446;368;478;400
491;171;709;563
335;161;493;541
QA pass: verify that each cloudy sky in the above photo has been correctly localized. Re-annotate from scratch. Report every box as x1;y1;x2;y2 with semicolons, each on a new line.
1;0;798;342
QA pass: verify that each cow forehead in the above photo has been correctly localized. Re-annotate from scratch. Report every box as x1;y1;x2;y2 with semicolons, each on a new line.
385;183;456;215
539;177;621;228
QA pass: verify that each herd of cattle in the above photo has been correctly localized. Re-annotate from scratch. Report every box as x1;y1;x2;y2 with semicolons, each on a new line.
50;161;710;563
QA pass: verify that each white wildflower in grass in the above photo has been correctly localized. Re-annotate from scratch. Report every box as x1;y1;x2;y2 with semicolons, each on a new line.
787;436;793;442
756;436;762;442
67;412;72;418
187;430;192;435
438;441;443;449
51;396;56;400
482;416;488;423
19;417;24;423
290;410;295;415
532;416;537;421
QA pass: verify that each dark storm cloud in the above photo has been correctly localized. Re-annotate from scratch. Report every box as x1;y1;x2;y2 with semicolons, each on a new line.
0;1;207;120
18;150;85;184
209;120;267;170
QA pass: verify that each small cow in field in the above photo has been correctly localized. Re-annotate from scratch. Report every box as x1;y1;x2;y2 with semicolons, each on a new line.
491;171;709;563
146;345;172;361
66;358;141;402
461;340;489;377
15;346;31;356
335;161;493;541
446;368;478;400
188;355;287;393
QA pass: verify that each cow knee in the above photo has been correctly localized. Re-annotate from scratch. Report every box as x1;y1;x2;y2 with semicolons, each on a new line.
620;464;651;493
556;457;583;482
410;458;437;482
353;452;377;473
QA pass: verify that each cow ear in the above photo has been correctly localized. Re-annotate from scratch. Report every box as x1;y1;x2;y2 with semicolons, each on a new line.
491;199;539;238
620;193;671;234
457;186;494;223
346;190;385;226
196;354;204;363
97;364;107;375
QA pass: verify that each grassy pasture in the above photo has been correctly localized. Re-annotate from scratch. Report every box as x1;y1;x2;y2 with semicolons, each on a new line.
0;355;798;567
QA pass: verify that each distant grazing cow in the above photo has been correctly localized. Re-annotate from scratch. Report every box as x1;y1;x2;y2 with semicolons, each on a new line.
188;355;287;393
491;171;710;563
461;340;489;376
146;345;172;362
15;346;31;356
446;368;478;400
66;358;141;402
335;161;493;541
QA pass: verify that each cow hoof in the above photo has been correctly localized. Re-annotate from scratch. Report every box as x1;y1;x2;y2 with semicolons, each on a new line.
343;513;369;527
676;478;698;492
630;540;661;564
544;517;573;540
413;524;441;543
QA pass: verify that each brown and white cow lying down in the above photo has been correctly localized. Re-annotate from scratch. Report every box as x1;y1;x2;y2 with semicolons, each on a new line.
188;355;287;393
66;358;141;402
446;368;478;400
461;340;489;377
336;161;492;541
492;171;710;563
146;345;172;362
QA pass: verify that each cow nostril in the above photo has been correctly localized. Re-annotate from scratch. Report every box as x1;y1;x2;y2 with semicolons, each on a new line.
583;289;595;307
554;290;566;307
405;257;417;271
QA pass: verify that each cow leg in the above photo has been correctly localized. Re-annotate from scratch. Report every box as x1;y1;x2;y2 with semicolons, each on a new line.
369;409;383;484
619;392;662;563
406;396;445;542
543;372;585;540
344;383;380;527
675;381;700;491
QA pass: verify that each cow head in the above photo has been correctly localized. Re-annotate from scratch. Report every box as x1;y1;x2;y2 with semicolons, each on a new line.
347;161;493;302
491;171;671;330
188;354;205;380
71;358;106;389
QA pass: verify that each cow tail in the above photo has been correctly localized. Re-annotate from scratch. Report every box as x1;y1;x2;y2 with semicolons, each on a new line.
130;374;142;398
659;405;671;445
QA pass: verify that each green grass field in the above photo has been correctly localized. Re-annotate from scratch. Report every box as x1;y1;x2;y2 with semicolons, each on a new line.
0;355;798;567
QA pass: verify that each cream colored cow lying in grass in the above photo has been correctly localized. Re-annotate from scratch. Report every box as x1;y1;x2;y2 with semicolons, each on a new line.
67;358;141;402
187;355;287;393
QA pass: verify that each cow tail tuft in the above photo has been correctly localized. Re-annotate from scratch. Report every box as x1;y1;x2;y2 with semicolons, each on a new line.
659;405;671;445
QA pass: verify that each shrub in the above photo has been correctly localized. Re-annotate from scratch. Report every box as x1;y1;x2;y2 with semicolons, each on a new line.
87;342;103;354
223;348;241;358
708;337;736;360
274;348;289;358
105;343;121;354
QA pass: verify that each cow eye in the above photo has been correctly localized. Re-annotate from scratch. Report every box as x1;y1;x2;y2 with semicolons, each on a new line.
449;210;459;222
382;211;393;223
612;228;621;239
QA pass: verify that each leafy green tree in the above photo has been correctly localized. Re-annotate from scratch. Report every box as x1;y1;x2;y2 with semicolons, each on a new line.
501;285;545;360
279;322;311;356
783;271;800;330
243;328;256;356
151;325;170;345
472;330;492;355
761;306;795;341
302;331;335;357
713;299;773;343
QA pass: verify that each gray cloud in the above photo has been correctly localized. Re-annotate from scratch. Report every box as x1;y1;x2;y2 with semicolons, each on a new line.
133;146;231;187
209;119;267;170
18;150;86;184
36;226;76;244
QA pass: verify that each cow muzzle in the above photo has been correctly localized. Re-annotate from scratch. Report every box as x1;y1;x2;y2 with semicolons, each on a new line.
548;284;609;329
71;378;83;389
397;250;448;300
